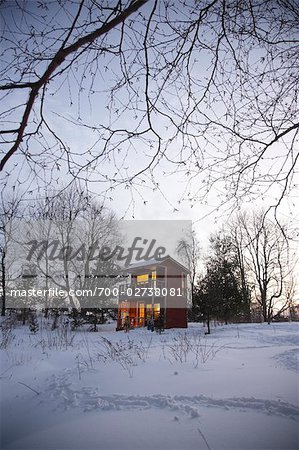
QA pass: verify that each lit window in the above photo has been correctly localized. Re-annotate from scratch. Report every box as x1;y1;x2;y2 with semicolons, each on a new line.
137;274;149;284
154;303;160;319
146;304;152;319
139;303;145;318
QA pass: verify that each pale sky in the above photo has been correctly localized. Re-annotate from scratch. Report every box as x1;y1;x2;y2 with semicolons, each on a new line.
1;1;298;263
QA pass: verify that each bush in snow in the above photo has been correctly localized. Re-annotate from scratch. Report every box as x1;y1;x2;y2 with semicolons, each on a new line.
97;335;152;378
161;331;224;367
36;318;75;351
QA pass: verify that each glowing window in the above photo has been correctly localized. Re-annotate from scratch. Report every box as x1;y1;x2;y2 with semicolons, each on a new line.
146;304;152;319
154;303;160;319
139;303;145;318
137;274;149;284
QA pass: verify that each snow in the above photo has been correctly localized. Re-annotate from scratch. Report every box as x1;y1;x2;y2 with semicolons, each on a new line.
1;320;298;450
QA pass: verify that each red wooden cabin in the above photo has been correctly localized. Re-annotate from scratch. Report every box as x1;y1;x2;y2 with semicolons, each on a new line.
117;256;189;330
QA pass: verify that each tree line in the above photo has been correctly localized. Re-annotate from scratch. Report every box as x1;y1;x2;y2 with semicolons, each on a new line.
177;212;297;332
1;185;297;330
0;184;121;330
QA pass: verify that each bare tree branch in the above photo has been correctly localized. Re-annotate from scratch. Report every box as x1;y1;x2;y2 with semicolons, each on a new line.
0;0;149;171
0;0;298;215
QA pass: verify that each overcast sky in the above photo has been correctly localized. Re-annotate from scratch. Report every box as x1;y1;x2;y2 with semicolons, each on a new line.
1;1;298;258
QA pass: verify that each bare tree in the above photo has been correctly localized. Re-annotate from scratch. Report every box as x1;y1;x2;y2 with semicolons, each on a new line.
0;1;298;214
176;229;200;316
21;184;121;311
228;222;252;321
0;190;23;315
237;211;295;323
287;274;298;320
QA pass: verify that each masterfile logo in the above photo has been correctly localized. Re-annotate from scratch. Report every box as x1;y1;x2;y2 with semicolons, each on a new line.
5;219;191;309
26;237;168;267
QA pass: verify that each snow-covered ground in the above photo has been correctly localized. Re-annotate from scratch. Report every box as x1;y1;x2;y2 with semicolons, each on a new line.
1;319;298;450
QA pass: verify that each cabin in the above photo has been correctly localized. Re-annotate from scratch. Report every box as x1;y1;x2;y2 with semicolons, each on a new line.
116;256;189;330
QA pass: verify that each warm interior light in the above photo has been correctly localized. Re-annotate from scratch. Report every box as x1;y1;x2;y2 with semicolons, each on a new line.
137;273;149;283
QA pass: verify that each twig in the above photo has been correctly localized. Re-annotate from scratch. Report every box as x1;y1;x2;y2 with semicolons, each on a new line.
198;426;211;450
17;381;40;395
0;364;15;378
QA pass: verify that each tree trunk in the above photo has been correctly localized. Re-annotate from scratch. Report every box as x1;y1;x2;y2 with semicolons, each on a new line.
206;312;211;334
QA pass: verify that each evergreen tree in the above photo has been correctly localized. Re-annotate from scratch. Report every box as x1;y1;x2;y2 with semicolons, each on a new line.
195;232;251;332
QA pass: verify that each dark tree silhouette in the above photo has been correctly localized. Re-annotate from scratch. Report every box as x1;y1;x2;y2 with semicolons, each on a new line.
195;231;250;331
